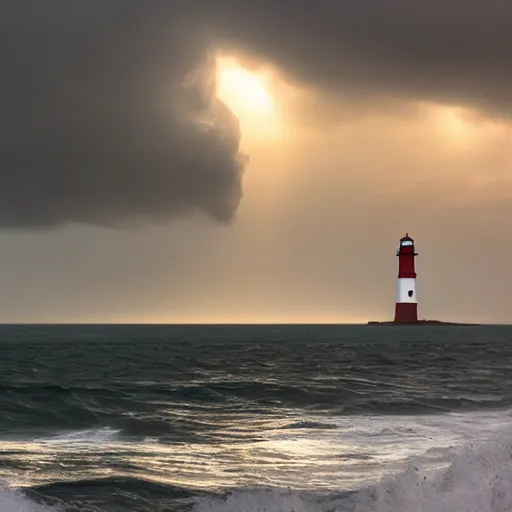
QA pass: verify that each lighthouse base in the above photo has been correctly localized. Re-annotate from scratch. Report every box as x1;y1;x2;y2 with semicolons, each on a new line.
367;320;479;326
394;302;418;323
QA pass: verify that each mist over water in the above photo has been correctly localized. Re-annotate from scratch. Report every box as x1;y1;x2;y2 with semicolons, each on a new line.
0;324;510;511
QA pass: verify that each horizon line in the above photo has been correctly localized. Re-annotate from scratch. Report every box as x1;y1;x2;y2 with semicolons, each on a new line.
0;321;503;326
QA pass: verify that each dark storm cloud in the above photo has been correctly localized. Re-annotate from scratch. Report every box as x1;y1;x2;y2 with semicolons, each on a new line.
1;1;511;228
0;2;245;228
210;0;512;114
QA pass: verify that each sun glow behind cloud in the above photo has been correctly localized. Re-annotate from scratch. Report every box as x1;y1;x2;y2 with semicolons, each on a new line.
215;56;285;144
414;102;509;151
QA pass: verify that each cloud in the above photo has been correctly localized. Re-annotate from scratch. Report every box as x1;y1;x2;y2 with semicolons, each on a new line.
0;3;245;229
1;1;511;229
213;0;512;117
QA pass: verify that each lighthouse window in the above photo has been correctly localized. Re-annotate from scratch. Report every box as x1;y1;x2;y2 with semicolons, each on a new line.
408;290;414;297
401;241;414;246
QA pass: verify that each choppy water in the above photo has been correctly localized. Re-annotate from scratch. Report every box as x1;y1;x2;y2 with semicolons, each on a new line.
0;324;512;511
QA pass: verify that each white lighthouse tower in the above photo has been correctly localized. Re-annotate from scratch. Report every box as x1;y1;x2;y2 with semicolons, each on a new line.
394;233;419;323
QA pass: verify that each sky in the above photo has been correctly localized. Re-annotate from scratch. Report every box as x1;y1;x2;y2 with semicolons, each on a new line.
0;1;511;323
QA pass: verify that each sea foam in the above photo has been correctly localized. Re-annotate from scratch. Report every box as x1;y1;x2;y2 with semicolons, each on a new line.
193;434;512;512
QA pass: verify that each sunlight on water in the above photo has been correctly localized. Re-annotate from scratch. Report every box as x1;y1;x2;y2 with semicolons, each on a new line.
1;408;509;495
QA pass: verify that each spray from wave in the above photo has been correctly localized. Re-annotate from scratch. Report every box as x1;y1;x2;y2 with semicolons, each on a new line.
0;487;53;512
193;435;512;512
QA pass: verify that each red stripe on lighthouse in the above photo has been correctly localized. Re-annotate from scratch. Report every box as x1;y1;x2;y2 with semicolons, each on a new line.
398;252;417;278
394;303;418;323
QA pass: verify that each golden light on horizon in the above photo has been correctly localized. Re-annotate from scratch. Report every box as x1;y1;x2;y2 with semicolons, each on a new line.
216;56;284;143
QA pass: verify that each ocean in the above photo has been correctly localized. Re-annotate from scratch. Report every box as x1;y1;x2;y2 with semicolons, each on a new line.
0;324;511;512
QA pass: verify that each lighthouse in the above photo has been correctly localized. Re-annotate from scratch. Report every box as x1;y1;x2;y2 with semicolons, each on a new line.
394;233;418;323
367;234;478;326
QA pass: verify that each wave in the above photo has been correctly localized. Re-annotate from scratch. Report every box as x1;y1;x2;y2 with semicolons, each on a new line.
32;426;163;446
192;434;512;512
3;434;512;511
1;379;511;440
33;426;122;445
24;477;203;512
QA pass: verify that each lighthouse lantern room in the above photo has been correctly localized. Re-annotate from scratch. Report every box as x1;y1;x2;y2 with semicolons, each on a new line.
394;233;419;323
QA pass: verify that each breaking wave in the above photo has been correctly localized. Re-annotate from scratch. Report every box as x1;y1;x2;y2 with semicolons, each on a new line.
0;433;510;511
34;427;122;445
0;487;53;512
193;435;512;512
